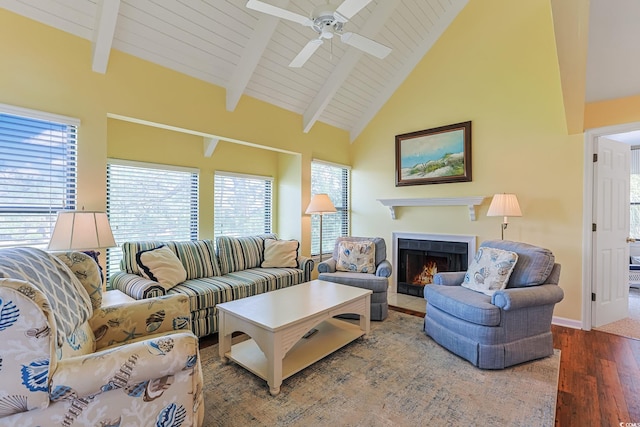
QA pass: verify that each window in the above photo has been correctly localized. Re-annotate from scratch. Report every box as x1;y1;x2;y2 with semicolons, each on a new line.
0;104;78;249
631;148;640;239
106;160;198;278
310;160;350;257
214;171;272;238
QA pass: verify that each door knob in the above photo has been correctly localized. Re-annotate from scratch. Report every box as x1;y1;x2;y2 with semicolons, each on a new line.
627;237;636;243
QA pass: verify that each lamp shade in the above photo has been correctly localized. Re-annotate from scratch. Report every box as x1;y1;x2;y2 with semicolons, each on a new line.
305;194;337;214
48;211;117;251
487;194;522;217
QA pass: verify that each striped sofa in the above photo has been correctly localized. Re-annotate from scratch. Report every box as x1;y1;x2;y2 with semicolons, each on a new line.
110;234;313;337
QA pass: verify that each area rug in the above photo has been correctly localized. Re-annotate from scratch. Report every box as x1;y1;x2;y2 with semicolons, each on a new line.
595;287;640;340
199;311;560;426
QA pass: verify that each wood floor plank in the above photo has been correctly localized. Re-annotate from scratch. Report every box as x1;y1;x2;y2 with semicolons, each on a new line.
552;324;640;425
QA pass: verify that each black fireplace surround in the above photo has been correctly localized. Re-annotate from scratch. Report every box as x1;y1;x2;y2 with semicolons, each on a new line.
397;238;468;298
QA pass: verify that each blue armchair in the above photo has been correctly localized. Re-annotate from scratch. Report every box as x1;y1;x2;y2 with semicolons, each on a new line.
318;237;392;320
424;240;563;369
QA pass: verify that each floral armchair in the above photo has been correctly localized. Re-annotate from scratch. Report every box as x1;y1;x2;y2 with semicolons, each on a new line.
0;248;203;426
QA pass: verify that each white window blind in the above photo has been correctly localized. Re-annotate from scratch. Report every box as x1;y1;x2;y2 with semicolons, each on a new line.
310;160;350;257
214;171;272;238
0;105;78;249
106;160;199;278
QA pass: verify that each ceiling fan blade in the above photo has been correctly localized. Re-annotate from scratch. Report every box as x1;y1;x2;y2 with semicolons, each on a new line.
341;32;391;59
289;39;323;68
335;0;373;20
246;0;312;26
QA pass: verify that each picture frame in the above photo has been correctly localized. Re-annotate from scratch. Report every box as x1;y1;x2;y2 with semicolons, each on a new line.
395;121;472;186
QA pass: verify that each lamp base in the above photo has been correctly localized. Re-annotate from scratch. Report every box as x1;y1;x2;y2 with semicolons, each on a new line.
501;223;508;240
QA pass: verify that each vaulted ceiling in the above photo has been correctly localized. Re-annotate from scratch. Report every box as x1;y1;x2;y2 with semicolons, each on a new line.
3;1;639;142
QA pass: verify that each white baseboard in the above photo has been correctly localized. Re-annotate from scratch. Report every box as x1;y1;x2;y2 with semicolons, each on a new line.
552;316;581;329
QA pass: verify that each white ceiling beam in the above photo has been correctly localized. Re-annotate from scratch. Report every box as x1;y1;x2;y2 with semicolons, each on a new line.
91;0;120;73
302;0;400;134
226;0;291;111
204;137;219;157
349;0;469;142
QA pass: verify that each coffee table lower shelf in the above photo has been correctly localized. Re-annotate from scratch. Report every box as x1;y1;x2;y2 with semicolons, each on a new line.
224;318;364;391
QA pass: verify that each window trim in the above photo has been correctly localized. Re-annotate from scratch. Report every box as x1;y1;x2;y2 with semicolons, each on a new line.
108;158;199;175
0;103;80;127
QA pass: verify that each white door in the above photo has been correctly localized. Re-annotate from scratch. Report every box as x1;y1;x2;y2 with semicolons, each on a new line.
593;137;630;327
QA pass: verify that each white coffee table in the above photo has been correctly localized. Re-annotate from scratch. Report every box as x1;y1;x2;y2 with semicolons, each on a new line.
217;279;372;395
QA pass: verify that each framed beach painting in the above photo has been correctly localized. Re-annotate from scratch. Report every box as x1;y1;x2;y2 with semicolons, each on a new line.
395;121;472;186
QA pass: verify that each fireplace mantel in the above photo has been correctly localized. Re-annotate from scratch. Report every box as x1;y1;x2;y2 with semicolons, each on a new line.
377;196;486;220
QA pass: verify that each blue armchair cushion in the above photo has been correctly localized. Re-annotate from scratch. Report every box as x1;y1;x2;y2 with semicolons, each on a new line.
480;240;555;288
424;284;500;326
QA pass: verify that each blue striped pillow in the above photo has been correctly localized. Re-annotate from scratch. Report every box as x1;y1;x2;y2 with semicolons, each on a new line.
217;234;276;274
173;240;222;279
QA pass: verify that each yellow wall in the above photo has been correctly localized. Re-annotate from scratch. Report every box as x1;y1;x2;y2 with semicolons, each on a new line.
585;95;640;129
0;2;604;322
350;0;584;321
0;8;350;256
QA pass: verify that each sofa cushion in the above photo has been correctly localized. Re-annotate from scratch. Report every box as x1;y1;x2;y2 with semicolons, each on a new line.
462;247;518;296
121;240;221;279
137;245;187;290
217;234;276;274
172;240;222;279
261;239;299;268
424;284;501;326
336;240;376;273
480;240;555;287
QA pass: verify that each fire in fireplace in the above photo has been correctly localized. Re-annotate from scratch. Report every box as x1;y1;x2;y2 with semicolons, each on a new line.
397;238;468;297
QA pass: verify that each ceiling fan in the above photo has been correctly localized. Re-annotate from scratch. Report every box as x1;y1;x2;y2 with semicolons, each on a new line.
246;0;392;68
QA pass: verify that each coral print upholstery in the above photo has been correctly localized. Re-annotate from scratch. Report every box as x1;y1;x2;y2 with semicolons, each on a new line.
0;248;203;426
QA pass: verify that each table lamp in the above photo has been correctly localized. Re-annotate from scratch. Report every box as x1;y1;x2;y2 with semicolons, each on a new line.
48;210;117;284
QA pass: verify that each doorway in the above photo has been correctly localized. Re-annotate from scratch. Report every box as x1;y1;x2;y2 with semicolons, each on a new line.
583;122;640;331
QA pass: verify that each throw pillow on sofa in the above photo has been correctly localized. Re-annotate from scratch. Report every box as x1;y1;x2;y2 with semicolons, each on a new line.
261;239;299;268
462;247;518;296
137;245;187;290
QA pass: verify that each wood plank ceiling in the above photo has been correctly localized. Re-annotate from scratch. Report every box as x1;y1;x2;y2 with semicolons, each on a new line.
1;0;466;141
2;1;639;142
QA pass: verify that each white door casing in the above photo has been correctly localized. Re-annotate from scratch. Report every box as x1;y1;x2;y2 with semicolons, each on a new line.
592;137;630;327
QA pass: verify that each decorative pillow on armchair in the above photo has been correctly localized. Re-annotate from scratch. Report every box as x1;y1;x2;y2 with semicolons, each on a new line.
136;246;187;290
462;247;518;296
261;239;299;268
336;241;376;273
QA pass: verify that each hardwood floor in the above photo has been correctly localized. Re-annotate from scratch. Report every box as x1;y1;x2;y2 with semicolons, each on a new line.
552;325;640;426
202;306;640;425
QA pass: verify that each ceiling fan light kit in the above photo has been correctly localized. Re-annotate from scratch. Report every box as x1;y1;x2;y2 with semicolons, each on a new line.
247;0;392;68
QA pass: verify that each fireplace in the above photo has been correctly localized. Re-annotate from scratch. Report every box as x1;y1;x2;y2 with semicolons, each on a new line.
392;233;476;297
